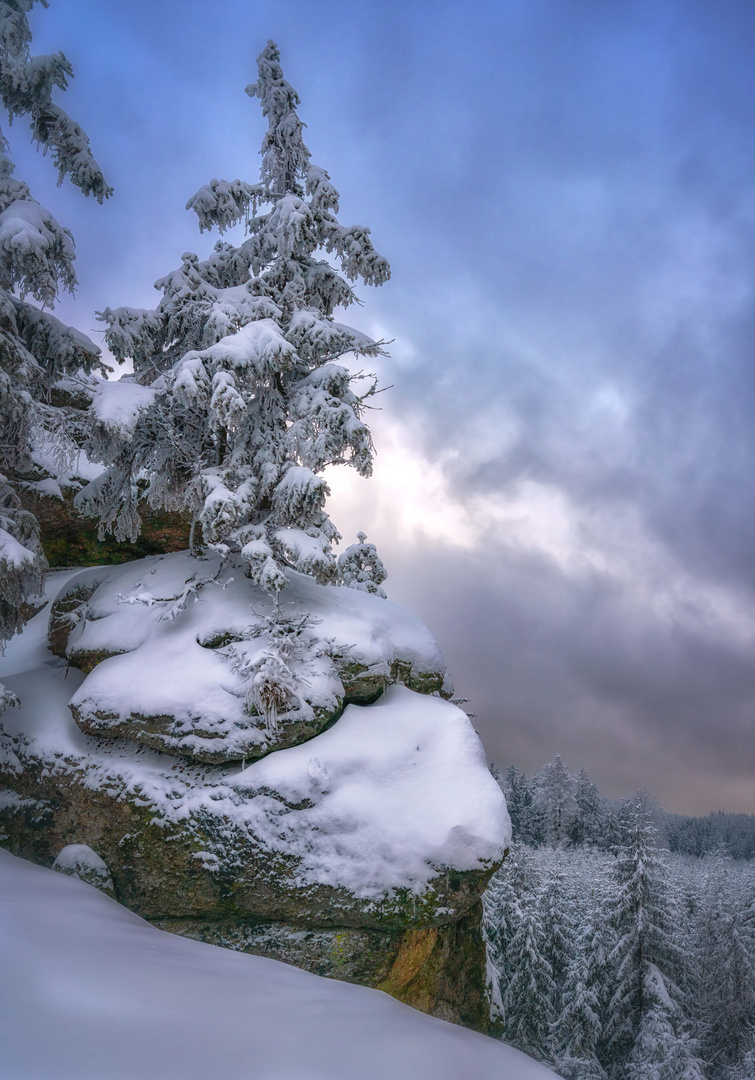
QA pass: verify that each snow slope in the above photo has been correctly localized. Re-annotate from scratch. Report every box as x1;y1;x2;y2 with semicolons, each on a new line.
0;848;557;1080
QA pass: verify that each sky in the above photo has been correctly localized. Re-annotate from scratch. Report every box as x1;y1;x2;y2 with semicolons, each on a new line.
14;0;755;813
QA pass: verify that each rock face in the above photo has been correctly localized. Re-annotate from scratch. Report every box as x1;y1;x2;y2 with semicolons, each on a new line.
13;463;191;569
0;555;510;1030
151;902;491;1031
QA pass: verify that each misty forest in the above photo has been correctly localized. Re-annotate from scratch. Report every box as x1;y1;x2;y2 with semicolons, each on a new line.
0;3;753;1080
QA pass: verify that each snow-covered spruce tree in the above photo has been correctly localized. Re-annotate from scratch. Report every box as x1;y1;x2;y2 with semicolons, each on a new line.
552;895;613;1080
501;899;556;1061
0;0;111;649
79;40;389;598
337;531;387;597
537;853;573;1015
493;849;557;1061
625;964;707;1080
603;797;690;1074
728;1048;755;1080
693;859;755;1078
503;765;533;842
532;755;578;846
570;767;603;847
484;844;532;1015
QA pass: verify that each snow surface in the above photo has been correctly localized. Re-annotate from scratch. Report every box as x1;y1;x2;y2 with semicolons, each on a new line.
0;526;35;568
233;685;507;883
90;379;158;436
65;550;446;763
31;435;103;487
177;318;295;382
52;843;114;894
0;848;556;1080
19;476;63;499
52;843;107;874
0;198;73;265
0;565;509;901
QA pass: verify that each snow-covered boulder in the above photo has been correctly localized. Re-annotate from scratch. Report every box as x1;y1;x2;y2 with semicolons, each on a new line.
0;562;510;1030
0;848;555;1080
52;843;115;896
52;551;446;762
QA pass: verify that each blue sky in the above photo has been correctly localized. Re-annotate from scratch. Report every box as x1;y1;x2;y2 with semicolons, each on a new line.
15;0;755;811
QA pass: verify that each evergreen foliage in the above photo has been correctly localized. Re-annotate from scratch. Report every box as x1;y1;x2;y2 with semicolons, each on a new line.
79;40;390;596
625;965;706;1080
667;813;755;862
485;758;755;1079
552;907;609;1080
496;847;556;1061
498;753;755;862
0;0;110;649
603;799;684;1062
337;531;387;597
532;754;578;846
537;854;572;1015
503;765;536;844
693;859;755;1075
570;766;603;847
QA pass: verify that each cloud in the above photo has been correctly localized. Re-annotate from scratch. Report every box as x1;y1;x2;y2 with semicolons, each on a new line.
328;413;755;812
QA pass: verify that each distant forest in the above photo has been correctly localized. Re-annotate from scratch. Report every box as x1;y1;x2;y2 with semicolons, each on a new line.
485;757;755;1080
491;756;755;860
665;812;755;861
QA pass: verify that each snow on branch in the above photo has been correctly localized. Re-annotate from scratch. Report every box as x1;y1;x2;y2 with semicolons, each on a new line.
82;39;391;596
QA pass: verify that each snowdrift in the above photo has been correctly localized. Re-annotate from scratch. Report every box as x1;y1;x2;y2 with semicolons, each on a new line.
0;848;556;1080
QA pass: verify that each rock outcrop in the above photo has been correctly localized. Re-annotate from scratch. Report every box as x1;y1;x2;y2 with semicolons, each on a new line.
0;554;510;1031
18;478;191;568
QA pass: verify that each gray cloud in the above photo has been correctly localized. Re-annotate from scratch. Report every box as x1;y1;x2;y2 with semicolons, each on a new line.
387;542;755;813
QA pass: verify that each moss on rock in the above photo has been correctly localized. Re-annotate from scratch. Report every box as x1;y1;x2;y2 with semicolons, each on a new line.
16;483;190;569
378;902;491;1030
149;905;491;1031
0;750;498;933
